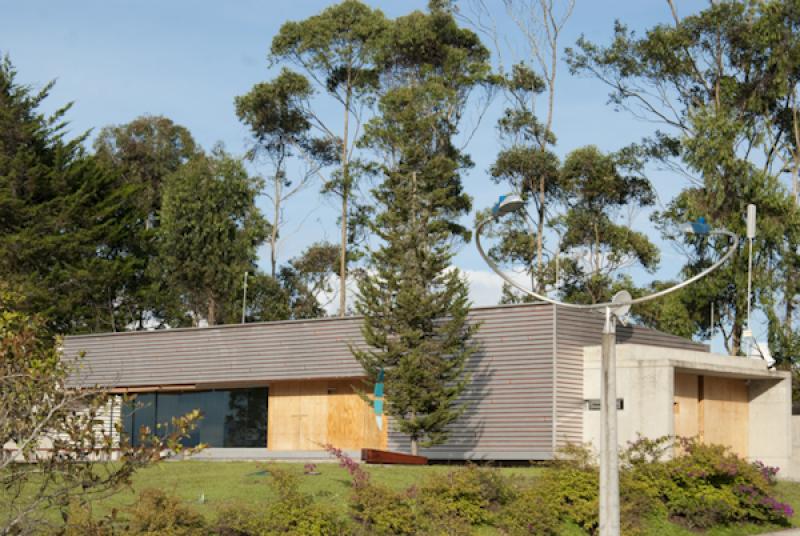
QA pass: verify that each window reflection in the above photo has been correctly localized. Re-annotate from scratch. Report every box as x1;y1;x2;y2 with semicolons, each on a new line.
124;388;268;448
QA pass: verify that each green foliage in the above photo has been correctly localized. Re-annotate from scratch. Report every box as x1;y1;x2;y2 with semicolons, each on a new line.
353;5;489;454
347;463;513;536
270;0;389;314
157;146;268;326
0;55;139;334
418;464;514;526
568;0;800;351
93;114;198;330
0;289;202;534
124;489;208;536
215;467;346;536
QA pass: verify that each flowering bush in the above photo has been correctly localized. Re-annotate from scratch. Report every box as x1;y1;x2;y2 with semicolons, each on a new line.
624;436;793;529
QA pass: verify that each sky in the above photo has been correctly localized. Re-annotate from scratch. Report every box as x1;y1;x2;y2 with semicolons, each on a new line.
3;0;747;351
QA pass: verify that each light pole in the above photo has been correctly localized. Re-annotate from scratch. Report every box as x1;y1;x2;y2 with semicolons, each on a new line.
476;194;739;536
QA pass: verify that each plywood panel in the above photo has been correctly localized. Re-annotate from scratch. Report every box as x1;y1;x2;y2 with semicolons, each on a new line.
674;373;699;438
268;380;327;450
268;379;386;451
326;380;387;450
703;376;748;457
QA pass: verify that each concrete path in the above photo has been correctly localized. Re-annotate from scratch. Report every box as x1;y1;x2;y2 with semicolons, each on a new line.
758;529;800;535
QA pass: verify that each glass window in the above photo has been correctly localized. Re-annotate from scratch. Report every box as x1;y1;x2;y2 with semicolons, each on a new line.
122;388;268;448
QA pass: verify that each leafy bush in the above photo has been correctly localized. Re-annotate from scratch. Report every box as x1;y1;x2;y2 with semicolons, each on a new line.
418;464;515;525
124;488;208;536
215;467;346;536
629;437;792;529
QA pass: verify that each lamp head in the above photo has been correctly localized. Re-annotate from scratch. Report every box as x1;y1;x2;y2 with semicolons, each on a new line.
680;217;711;236
492;194;525;218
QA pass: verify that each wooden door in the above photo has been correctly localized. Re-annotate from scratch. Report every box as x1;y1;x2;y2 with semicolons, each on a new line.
703;376;749;457
674;373;700;438
673;372;749;457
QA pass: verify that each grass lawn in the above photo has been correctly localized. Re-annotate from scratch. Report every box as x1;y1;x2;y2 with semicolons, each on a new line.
79;461;800;535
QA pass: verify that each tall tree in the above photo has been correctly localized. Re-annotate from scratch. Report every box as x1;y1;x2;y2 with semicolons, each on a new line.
568;0;800;354
555;145;659;304
462;0;574;287
486;63;561;296
353;4;489;455
271;0;388;316
236;68;333;278
157;146;268;326
0;56;136;334
94;115;197;329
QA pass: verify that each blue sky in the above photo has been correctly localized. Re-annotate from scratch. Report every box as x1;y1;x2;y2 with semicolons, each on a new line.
5;0;743;348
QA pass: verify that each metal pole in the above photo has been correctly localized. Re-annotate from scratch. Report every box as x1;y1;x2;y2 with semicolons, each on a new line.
747;237;753;331
600;307;620;536
241;272;248;324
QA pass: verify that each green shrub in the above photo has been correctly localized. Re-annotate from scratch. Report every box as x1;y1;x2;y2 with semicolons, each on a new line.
124;488;208;535
418;464;515;525
623;436;792;530
499;484;562;536
215;467;347;536
62;501;117;536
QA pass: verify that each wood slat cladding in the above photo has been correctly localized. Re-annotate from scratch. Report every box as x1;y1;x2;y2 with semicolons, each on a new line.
63;303;707;460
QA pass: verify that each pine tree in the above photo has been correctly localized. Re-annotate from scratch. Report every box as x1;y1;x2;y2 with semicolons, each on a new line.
352;4;489;455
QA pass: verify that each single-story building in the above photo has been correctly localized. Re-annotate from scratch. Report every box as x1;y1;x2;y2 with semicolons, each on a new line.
62;302;792;471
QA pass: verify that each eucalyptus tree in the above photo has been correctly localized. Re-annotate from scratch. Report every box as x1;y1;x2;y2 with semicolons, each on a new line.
353;3;490;455
157;147;268;326
555;146;659;304
94;115;198;328
486;63;561;296
270;0;388;316
236;68;334;278
568;0;800;354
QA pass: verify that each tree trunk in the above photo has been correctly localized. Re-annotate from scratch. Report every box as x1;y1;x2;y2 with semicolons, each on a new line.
339;84;352;317
207;296;216;326
731;319;742;356
410;438;418;456
536;174;545;292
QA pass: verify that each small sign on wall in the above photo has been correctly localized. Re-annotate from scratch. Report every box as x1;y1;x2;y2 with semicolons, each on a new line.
585;399;624;411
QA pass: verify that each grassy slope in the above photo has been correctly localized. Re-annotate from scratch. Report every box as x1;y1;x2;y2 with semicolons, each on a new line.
70;462;800;534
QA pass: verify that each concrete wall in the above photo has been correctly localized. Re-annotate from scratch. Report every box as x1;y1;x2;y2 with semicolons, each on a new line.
583;344;675;450
583;344;792;475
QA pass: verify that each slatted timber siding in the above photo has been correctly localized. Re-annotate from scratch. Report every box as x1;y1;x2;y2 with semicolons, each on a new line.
553;308;709;448
387;303;556;460
64;316;367;388
63;303;707;460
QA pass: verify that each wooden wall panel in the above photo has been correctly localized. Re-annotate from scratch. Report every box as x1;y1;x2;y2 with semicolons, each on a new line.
672;374;748;458
674;373;699;438
703;376;748;457
268;379;386;451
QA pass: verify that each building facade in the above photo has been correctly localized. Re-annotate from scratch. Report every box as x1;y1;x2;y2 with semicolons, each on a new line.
62;303;791;469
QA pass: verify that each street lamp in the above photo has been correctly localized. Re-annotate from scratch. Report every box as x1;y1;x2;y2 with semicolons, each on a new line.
476;196;739;536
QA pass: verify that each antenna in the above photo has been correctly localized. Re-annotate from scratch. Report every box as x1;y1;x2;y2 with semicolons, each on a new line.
744;204;756;356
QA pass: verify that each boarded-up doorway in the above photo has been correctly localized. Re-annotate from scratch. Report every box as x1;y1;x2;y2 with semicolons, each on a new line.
267;379;387;451
674;372;749;457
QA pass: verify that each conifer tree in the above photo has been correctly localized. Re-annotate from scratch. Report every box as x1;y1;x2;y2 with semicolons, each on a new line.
352;4;489;455
0;56;137;334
